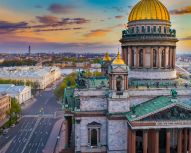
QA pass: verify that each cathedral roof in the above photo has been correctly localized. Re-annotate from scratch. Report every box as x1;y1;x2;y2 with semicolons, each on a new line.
126;96;191;122
112;52;125;65
128;0;170;22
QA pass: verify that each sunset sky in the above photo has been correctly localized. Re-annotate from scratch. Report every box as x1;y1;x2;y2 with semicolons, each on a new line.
0;0;190;54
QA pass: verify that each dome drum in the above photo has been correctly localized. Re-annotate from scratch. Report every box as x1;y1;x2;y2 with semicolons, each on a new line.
121;27;177;40
120;0;178;80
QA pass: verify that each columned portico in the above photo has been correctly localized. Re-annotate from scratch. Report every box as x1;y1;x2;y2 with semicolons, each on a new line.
166;129;170;153
127;127;191;153
143;130;148;153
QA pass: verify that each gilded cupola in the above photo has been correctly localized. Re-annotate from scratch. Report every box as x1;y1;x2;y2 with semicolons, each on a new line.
128;0;170;22
112;52;125;65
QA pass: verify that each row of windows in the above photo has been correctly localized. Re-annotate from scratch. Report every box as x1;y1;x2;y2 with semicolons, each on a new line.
130;26;169;34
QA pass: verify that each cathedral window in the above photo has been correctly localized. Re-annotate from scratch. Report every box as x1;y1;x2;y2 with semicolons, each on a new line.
153;26;156;32
159;26;161;33
87;122;101;147
139;49;143;67
142;26;145;33
164;27;166;33
132;27;134;33
116;76;123;92
161;50;165;68
147;26;150;33
153;49;157;67
131;50;135;67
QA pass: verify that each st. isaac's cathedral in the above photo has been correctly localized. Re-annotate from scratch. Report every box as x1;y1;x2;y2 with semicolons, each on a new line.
62;0;191;153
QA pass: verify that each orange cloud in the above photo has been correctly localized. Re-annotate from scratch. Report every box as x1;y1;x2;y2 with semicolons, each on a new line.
170;6;191;15
84;29;112;38
115;15;124;19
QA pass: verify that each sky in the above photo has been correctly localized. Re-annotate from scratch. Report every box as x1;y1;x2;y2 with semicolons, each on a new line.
0;0;190;54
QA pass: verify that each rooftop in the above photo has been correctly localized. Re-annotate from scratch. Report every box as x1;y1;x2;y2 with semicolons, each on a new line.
126;96;191;121
0;84;30;96
0;66;60;79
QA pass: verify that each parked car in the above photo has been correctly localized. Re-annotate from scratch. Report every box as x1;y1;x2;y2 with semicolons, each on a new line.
3;129;8;135
11;124;15;128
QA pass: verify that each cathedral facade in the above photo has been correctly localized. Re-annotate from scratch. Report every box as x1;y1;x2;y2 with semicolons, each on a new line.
62;0;191;153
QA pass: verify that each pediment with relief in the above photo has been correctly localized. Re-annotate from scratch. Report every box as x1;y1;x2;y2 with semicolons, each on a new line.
112;65;128;73
140;105;191;121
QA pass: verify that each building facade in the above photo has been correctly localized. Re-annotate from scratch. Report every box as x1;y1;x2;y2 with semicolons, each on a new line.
0;66;61;89
0;84;32;104
0;93;11;122
62;0;191;153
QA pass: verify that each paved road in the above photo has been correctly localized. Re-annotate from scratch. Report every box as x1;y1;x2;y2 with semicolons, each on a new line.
0;80;63;153
22;89;62;115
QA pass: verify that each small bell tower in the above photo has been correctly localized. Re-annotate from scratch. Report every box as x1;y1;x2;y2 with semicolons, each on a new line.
108;52;129;98
107;51;130;113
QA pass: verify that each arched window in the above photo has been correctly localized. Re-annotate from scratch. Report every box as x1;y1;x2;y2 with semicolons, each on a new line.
164;27;166;34
139;49;143;67
131;50;134;67
153;49;157;67
147;26;150;33
161;50;165;68
116;76;123;91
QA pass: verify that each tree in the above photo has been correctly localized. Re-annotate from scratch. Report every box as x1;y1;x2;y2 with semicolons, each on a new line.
7;98;21;126
54;73;77;99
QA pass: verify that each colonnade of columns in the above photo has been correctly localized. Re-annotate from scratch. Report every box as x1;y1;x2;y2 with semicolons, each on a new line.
122;46;176;69
127;128;191;153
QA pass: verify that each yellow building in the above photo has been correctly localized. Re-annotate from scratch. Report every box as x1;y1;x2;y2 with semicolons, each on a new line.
0;93;11;122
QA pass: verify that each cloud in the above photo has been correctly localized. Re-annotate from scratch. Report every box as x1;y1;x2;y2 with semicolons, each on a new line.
115;15;124;19
48;3;75;14
0;17;89;34
36;15;59;24
34;27;82;32
0;21;28;34
0;21;28;29
111;6;124;13
170;6;191;15
179;36;191;41
36;16;90;26
61;18;90;25
85;29;111;38
84;24;122;38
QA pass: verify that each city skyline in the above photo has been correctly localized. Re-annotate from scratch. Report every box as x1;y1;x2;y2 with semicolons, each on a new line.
0;0;190;53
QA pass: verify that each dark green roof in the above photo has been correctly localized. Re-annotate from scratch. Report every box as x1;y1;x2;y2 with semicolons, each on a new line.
63;87;80;111
126;96;175;121
87;77;109;88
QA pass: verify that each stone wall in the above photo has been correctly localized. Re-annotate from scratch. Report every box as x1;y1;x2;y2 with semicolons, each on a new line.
129;69;176;79
80;98;107;111
76;117;107;152
75;89;106;97
128;88;191;97
107;120;127;152
108;98;130;113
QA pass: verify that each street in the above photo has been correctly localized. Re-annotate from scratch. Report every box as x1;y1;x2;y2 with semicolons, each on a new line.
0;81;63;153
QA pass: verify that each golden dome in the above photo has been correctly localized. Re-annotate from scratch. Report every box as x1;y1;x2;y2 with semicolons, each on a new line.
112;52;125;65
103;52;111;62
128;0;170;22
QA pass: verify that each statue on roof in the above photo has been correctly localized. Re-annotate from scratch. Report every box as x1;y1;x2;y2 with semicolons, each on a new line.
76;70;87;89
171;89;177;98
